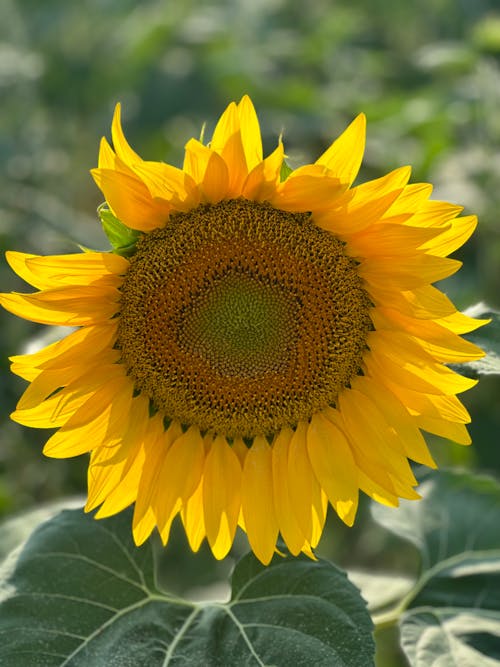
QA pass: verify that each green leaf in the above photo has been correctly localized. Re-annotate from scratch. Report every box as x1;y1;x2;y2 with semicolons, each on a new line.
98;204;140;256
372;470;500;665
0;507;375;667
229;551;375;665
456;303;500;376
401;609;500;667
348;570;415;614
0;497;84;562
401;551;500;664
410;551;500;610
280;160;294;181
372;469;500;570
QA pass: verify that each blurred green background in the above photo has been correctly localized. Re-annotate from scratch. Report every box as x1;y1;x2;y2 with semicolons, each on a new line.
1;1;499;661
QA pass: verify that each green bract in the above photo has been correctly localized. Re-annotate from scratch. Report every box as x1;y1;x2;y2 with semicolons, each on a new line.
99;203;140;256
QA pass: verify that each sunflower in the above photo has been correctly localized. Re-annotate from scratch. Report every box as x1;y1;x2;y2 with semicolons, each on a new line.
1;96;486;564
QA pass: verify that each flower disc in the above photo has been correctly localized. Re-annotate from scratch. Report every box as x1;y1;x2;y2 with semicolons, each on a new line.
117;198;372;437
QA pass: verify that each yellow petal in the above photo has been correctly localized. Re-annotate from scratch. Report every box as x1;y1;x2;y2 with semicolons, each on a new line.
382;182;433;219
206;102;249;194
367;333;477;395
352;375;436;468
422;215;478;257
96;393;151;469
416;415;471;445
210;101;239;155
181;476;206;553
155;425;205;543
360;253;462;291
410;199;464;227
6;251;128;291
98;136;118;170
438;310;490;335
183;137;208;181
232;437;249;466
427;394;472;423
42;374;133;458
11;363;124;428
133;506;157;547
357;469;399;507
315;166;412;235
0;286;119;326
91;167;170;231
242;142;284;201
15;358;120;415
9;328;88;381
39;326;118;372
111;103;143;165
241;435;278;565
183;139;229;202
310;487;328;549
315;113;366;186
272;427;308;555
372;377;471;425
131;161;200;211
237;95;263;171
270;165;344;212
201;151;231;202
403;285;458;319
345;223;443;259
338;389;418;488
371;307;485;363
222;131;250;196
389;475;421;501
86;458;125;513
9;322;117;381
95;137;142;179
369;284;458;321
132;416;179;544
203;435;242;559
51;362;125;421
324;407;405;503
94;448;143;519
15;366;88;412
157;497;182;549
307;412;359;525
287;421;319;543
87;438;144;515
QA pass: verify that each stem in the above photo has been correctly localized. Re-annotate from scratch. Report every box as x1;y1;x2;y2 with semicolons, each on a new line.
372;603;406;630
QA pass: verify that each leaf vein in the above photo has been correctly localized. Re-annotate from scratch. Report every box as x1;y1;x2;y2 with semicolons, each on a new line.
25;551;149;594
58;597;154;666
161;607;201;667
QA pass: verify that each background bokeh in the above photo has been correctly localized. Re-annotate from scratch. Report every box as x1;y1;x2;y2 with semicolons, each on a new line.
1;1;500;661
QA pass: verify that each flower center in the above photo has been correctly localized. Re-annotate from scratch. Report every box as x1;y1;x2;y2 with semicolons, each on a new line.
117;198;372;438
181;273;296;377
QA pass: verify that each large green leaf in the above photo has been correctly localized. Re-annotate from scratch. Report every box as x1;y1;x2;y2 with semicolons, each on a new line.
372;470;500;666
348;570;415;614
0;498;84;562
0;507;375;667
400;551;500;665
372;469;500;570
401;609;500;667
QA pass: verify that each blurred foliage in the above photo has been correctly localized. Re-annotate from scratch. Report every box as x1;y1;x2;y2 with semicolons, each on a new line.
1;3;500;658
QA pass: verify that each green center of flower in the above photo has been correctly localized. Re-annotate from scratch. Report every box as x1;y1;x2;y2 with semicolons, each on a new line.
117;198;372;438
181;274;296;377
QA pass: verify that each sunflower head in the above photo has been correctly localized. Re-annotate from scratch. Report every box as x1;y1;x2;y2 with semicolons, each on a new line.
0;96;486;564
